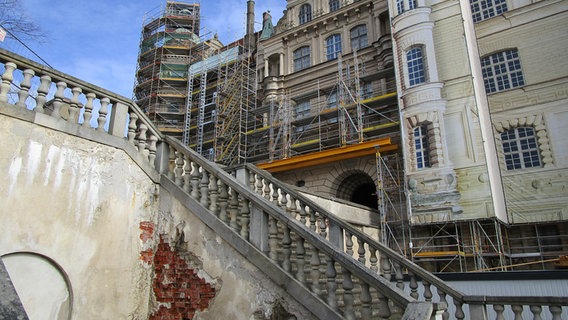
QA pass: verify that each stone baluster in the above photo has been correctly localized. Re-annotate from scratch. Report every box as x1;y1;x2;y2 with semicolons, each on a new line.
137;123;148;155
309;208;317;232
342;269;355;320
182;155;191;193
423;280;432;302
325;255;338;311
357;237;366;264
530;305;543;320
394;262;404;290
298;202;307;226
272;186;280;206
550;306;562;320
248;170;255;190
51;81;67;119
511;305;523;320
454;300;465;320
209;175;219;215
263;179;271;200
360;282;372;320
493;304;505;320
310;246;321;296
319;215;327;239
68;87;82;123
34;75;51;113
97;97;109;131
190;162;200;199
289;197;298;220
218;181;229;222
282;226;291;272
437;288;449;320
199;170;209;208
255;173;263;195
0;62;16;103
370;248;378;273
16;69;34;108
345;231;354;257
409;272;418;299
148;134;158;165
127;112;138;145
296;236;306;284
239;197;250;240
83;93;95;127
174;151;184;186
268;217;279;262
377;290;391;320
280;190;288;213
381;256;391;281
228;187;239;231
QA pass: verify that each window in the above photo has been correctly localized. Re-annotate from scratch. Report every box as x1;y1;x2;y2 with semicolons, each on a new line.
481;49;525;94
501;127;541;170
329;0;340;11
295;100;311;119
327;91;338;109
470;0;508;23
299;4;312;24
293;46;311;72
359;82;373;100
326;34;342;61
414;126;430;169
350;25;368;51
397;0;417;14
406;46;426;86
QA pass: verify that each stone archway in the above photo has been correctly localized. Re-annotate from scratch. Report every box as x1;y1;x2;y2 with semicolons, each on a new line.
335;171;378;209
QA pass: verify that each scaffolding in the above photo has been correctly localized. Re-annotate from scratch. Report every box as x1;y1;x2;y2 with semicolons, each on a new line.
134;1;202;141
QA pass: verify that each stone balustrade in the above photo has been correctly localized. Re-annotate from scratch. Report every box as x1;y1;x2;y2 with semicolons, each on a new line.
0;48;161;169
237;164;568;320
1;47;566;319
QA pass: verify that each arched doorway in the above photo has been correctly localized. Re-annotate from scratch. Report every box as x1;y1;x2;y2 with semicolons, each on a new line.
335;171;378;209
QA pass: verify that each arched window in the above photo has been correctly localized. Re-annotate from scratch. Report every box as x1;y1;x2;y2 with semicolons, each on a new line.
329;0;340;12
293;46;311;72
481;49;525;93
350;25;368;51
299;4;312;25
326;34;342;60
501;126;541;170
406;46;426;86
413;125;430;169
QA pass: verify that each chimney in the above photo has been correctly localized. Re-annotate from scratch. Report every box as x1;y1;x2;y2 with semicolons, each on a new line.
245;0;255;51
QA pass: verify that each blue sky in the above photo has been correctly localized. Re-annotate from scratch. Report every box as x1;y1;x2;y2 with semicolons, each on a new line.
10;0;286;98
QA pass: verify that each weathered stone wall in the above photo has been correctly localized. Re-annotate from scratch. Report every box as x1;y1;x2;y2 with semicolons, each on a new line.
0;110;157;319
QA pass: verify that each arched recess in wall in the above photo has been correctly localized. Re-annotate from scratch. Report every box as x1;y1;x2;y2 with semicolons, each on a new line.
334;170;378;210
1;252;72;320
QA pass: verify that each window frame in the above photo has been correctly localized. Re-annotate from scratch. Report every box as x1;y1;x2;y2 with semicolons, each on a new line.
325;34;342;61
406;46;427;87
501;126;542;170
350;25;368;51
299;4;312;25
329;0;340;12
470;0;508;23
481;49;525;94
293;46;311;72
413;125;431;169
295;100;311;119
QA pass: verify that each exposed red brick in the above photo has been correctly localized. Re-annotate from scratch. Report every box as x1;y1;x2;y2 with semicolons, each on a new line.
139;221;155;243
140;249;154;265
149;235;216;320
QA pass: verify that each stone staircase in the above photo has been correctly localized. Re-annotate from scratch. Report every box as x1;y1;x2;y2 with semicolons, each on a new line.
2;47;567;319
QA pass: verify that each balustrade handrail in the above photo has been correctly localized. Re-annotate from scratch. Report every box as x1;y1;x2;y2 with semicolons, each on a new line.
242;163;466;299
164;136;417;312
0;48;162;140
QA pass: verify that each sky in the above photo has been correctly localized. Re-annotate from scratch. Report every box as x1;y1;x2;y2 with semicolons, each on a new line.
6;0;287;98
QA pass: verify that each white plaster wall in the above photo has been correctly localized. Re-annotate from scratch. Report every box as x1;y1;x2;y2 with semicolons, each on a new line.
0;114;156;319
